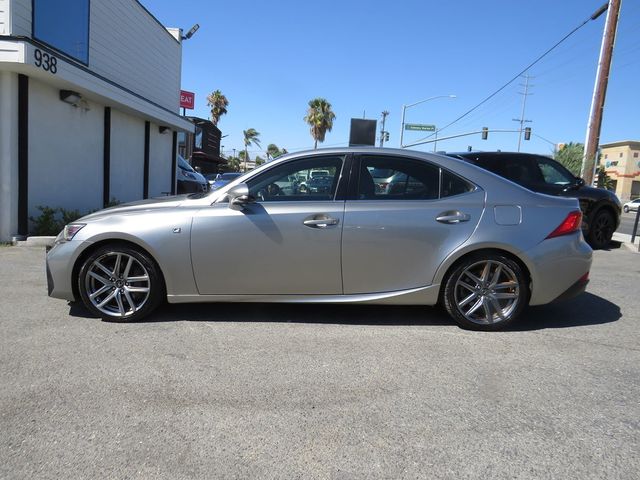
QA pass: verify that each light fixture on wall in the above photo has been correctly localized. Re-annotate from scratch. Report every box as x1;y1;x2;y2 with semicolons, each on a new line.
181;24;199;40
159;126;170;134
59;89;82;107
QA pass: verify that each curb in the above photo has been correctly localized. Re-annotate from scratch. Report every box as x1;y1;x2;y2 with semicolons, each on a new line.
612;232;639;253
14;236;56;248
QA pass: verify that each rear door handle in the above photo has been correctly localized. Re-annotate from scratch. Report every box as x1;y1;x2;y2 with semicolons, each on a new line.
303;215;339;228
436;211;471;224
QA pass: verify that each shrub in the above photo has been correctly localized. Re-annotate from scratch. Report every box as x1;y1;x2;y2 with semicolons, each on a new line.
29;199;121;236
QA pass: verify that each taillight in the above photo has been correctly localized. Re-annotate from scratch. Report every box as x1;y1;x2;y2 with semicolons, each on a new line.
546;210;582;239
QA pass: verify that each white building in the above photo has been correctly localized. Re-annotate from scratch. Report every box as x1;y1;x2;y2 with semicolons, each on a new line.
0;0;193;241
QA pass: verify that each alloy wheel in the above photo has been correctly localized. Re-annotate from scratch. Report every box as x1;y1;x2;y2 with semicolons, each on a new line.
84;252;151;318
591;212;614;247
453;260;520;325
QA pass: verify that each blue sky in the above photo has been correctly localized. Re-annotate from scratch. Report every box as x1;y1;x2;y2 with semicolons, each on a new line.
142;0;639;158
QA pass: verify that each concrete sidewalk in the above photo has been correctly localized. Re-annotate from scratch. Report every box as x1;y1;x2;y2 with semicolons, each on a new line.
613;231;640;252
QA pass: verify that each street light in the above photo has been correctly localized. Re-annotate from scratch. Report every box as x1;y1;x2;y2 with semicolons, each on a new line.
400;94;456;148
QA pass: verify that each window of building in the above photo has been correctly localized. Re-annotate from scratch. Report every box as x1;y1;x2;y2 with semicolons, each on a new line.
604;154;608;159
634;152;638;158
33;0;90;64
619;152;624;158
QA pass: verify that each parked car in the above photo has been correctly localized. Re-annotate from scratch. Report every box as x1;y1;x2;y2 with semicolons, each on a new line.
177;155;208;194
449;152;621;249
46;147;592;331
210;172;243;191
623;198;640;213
307;175;333;193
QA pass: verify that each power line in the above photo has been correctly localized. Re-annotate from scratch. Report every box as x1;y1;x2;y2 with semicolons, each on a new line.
414;2;609;142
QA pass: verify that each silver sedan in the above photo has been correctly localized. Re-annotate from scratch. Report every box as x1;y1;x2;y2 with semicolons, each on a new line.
46;148;592;331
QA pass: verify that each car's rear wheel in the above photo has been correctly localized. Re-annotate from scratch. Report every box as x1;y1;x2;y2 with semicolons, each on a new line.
442;253;529;331
586;210;615;249
78;245;164;322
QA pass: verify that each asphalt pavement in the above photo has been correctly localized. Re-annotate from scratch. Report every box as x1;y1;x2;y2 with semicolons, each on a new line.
618;210;640;236
0;244;639;479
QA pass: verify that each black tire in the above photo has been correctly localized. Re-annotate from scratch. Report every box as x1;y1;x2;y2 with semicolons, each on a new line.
623;206;629;213
586;210;615;249
442;252;529;331
78;244;165;322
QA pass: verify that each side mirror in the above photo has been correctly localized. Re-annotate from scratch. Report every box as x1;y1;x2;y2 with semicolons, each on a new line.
227;183;255;210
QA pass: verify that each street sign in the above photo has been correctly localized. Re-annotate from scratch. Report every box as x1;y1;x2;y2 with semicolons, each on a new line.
404;123;436;132
180;90;195;109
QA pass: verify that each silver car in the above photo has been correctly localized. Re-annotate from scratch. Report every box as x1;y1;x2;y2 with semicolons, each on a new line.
623;198;640;213
46;148;592;331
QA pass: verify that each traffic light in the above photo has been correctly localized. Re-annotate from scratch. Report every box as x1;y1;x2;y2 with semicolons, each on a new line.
481;127;488;140
384;132;390;141
524;127;531;141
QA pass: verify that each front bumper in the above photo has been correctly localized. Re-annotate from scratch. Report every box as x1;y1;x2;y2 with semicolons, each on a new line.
46;239;92;302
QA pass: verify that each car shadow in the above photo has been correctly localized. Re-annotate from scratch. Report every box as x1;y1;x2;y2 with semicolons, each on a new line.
147;303;453;327
599;240;622;251
506;292;621;331
68;292;621;331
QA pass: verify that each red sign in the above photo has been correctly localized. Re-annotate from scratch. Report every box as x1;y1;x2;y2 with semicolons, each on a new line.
180;90;195;109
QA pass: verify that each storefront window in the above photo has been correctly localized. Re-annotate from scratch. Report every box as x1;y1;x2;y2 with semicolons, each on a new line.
33;0;90;64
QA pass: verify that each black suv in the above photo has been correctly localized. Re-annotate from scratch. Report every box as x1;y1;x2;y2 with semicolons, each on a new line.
450;152;621;249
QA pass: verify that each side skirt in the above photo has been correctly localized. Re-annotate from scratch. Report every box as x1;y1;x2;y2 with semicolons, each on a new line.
167;285;441;306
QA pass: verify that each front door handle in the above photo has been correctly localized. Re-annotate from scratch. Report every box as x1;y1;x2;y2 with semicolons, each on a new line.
436;211;471;224
303;215;340;228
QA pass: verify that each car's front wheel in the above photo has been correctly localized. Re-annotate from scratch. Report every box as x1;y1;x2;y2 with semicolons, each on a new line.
623;206;629;213
442;253;529;331
78;244;164;322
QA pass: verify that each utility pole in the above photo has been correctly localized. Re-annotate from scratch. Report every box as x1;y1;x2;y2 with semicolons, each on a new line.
512;74;533;152
582;0;621;185
379;110;389;147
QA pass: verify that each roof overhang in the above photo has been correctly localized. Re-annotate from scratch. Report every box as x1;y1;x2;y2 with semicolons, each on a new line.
600;140;640;150
0;37;194;132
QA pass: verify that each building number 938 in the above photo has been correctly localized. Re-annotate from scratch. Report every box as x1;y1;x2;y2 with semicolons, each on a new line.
33;48;57;74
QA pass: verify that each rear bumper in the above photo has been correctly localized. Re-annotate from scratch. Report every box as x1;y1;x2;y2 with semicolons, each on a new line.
552;275;589;303
524;233;592;306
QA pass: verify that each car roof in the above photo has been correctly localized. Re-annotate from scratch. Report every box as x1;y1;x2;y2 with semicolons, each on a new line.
451;151;554;161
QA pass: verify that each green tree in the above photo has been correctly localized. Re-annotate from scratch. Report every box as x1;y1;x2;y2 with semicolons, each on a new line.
255;155;266;166
554;142;584;177
267;143;287;160
595;167;615;190
226;156;241;172
304;98;336;149
206;90;229;126
243;128;261;171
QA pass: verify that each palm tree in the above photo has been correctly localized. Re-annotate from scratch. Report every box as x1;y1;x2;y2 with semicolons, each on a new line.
266;143;287;160
243;128;261;171
226;156;241;172
304;98;336;149
554;142;584;177
206;90;229;126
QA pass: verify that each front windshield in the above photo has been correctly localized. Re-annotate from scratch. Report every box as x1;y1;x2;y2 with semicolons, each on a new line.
177;155;195;172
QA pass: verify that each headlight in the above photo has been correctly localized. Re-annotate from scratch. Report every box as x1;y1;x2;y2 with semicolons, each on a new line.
56;223;86;243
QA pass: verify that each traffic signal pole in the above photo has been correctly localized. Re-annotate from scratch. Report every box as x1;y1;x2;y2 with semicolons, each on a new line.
581;0;621;185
